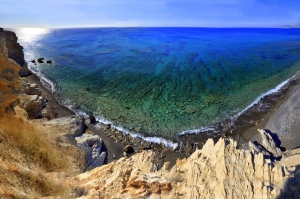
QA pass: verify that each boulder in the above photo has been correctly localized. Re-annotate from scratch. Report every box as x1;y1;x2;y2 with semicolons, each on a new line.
73;118;86;136
42;105;58;120
76;133;102;149
248;141;271;157
258;129;282;158
23;83;42;95
31;60;36;63
24;101;43;118
20;92;46;119
123;145;135;154
46;60;52;64
87;146;106;170
19;63;32;77
27;94;39;101
249;141;260;154
75;133;106;170
18;68;32;77
37;58;44;63
89;115;96;124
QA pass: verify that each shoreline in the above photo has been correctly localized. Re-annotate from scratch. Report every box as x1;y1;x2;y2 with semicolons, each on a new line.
179;72;300;150
22;57;300;170
24;63;186;166
25;70;76;118
27;60;300;150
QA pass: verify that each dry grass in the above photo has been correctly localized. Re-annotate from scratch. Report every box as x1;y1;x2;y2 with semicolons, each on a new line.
0;114;72;172
0;55;20;112
0;112;80;198
0;55;83;198
0;164;69;198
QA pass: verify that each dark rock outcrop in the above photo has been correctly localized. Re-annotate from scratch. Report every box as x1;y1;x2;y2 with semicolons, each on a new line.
74;118;86;136
0;29;8;58
23;83;42;95
18;64;32;77
123;145;135;154
38;58;44;63
249;129;282;159
3;30;25;66
89;115;96;124
18;68;33;77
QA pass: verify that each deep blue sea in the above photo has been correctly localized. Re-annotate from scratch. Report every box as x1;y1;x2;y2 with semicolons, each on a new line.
12;28;300;139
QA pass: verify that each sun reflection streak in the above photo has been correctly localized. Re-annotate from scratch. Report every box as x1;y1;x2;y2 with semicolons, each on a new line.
15;28;50;43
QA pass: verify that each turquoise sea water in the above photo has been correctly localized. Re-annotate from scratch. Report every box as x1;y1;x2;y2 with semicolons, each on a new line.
13;28;300;139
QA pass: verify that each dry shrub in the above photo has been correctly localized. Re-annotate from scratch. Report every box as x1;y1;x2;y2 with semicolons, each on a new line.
0;55;20;112
19;171;69;197
3;169;68;198
63;144;87;173
0;112;82;198
0;55;83;197
0;113;72;172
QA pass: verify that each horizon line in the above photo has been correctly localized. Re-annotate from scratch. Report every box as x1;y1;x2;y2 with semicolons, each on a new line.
4;26;298;30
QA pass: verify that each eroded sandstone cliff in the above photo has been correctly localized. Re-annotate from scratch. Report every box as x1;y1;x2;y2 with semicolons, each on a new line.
76;138;300;199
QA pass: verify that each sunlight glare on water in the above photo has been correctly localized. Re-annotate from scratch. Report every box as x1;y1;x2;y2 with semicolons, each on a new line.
16;28;50;43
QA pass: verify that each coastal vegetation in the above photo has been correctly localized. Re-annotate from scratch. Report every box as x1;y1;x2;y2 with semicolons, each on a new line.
0;55;20;112
0;112;81;198
0;52;81;198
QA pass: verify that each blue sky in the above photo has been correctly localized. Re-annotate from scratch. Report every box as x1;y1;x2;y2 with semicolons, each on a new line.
1;0;299;28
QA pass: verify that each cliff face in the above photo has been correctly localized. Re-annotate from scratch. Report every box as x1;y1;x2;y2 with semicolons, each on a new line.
0;28;25;66
0;28;21;111
0;28;8;58
4;30;25;66
77;138;300;199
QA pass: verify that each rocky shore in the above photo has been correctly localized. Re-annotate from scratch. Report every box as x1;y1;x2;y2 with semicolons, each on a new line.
1;27;300;198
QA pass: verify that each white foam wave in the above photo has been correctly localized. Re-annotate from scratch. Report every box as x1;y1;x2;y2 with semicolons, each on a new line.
112;125;179;149
92;114;179;149
58;102;179;149
28;62;299;148
28;64;56;93
40;76;56;93
179;127;216;135
233;75;295;118
178;72;299;136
